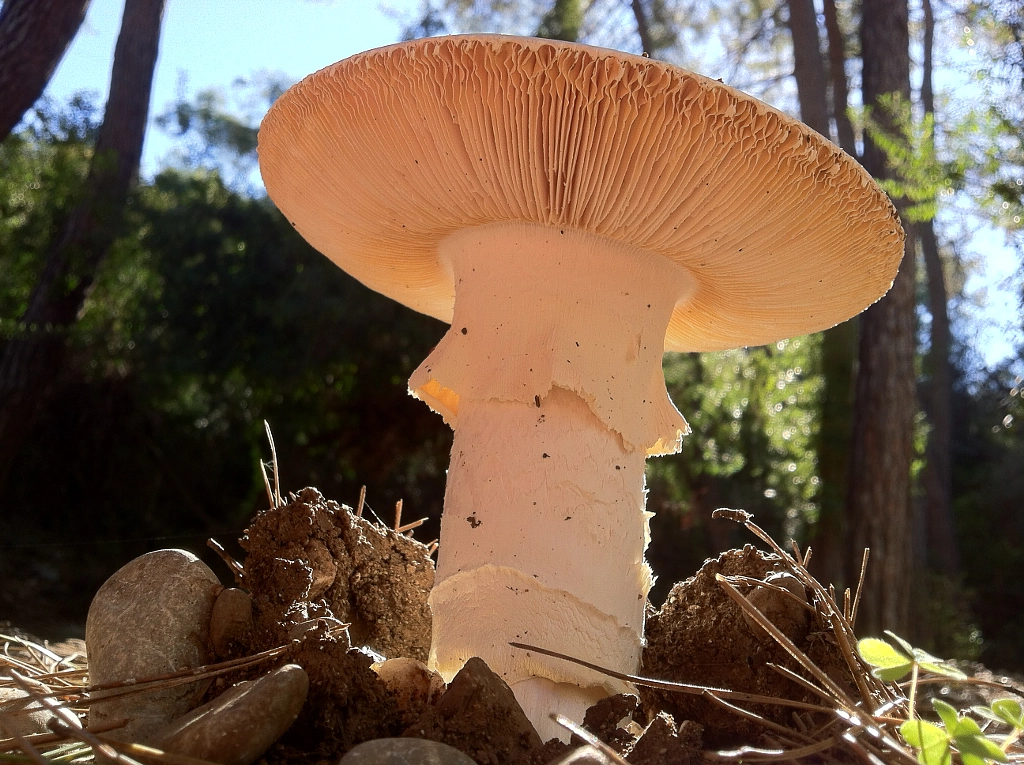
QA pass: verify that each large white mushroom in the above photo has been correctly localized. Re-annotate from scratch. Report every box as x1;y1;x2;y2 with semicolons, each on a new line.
257;35;905;741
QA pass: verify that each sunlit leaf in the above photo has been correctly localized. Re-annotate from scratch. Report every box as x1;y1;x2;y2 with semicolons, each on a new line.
859;637;913;680
934;699;963;734
901;719;951;765
955;732;1007;764
992;699;1024;729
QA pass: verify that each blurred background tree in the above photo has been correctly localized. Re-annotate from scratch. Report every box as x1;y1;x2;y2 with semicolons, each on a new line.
1;0;1022;671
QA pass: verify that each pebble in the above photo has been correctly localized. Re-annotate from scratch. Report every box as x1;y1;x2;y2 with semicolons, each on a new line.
742;571;810;642
340;738;477;765
210;587;252;658
156;663;309;765
371;657;445;713
86;549;222;742
0;688;53;737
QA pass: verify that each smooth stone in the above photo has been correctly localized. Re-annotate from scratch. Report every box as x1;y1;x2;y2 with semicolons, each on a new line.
0;688;54;736
86;549;222;742
341;738;477;765
156;664;309;765
210;587;252;658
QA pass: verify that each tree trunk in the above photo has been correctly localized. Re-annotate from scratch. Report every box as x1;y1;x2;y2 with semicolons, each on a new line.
822;0;857;154
0;0;165;486
630;0;657;56
785;0;855;590
0;0;92;142
846;0;916;636
919;0;959;578
786;0;829;137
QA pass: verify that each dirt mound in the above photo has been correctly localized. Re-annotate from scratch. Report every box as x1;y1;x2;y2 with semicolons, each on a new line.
241;486;434;661
641;544;855;747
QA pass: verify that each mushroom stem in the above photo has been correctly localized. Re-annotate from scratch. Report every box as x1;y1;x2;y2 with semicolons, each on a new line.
410;222;694;740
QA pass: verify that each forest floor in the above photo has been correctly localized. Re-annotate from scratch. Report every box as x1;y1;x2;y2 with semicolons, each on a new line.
2;500;1023;765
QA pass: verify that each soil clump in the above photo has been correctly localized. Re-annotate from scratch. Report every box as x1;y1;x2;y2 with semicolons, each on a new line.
68;492;884;765
641;545;852;747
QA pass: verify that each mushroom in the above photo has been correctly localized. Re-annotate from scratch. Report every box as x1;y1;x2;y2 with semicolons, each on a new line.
257;35;904;740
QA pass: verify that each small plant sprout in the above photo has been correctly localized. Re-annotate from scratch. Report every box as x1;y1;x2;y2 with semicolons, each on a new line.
858;631;966;718
858;633;1020;765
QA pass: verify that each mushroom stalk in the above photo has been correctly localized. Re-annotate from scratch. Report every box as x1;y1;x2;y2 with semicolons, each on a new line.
410;221;695;740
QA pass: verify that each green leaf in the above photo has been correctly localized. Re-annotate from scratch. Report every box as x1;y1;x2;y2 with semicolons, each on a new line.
954;715;985;737
934;699;962;733
858;637;914;680
859;637;913;677
885;631;918;657
917;661;968;680
901;719;951;765
991;699;1024;729
973;706;1004;725
874;664;916;682
955;732;1007;764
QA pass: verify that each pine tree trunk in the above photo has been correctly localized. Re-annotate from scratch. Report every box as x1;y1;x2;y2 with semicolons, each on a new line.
846;0;916;636
630;0;657;55
0;0;165;486
919;0;959;578
786;0;829;137
0;0;92;142
822;0;856;153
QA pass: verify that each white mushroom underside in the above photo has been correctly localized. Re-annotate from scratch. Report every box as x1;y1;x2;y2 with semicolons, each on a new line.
412;222;693;736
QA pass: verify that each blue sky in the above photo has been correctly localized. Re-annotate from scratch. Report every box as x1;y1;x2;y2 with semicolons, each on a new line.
46;0;418;173
40;0;1021;367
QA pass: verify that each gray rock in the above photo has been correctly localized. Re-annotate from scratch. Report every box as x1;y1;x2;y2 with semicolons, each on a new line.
0;688;53;737
156;664;308;765
341;738;477;765
86;549;222;742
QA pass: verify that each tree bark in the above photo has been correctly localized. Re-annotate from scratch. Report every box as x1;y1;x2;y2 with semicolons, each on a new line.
0;0;92;143
630;0;657;56
786;0;829;137
822;0;857;154
846;0;916;636
919;0;959;578
0;0;165;486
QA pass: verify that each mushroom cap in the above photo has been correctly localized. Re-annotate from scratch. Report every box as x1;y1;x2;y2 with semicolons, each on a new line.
258;34;904;352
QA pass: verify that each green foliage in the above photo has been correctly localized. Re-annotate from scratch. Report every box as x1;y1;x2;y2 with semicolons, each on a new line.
858;94;966;224
536;0;582;40
952;359;1024;670
0;94;451;631
902;718;952;765
0;95;100;338
859;635;1017;765
647;338;822;593
154;74;290;189
940;7;1024;239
